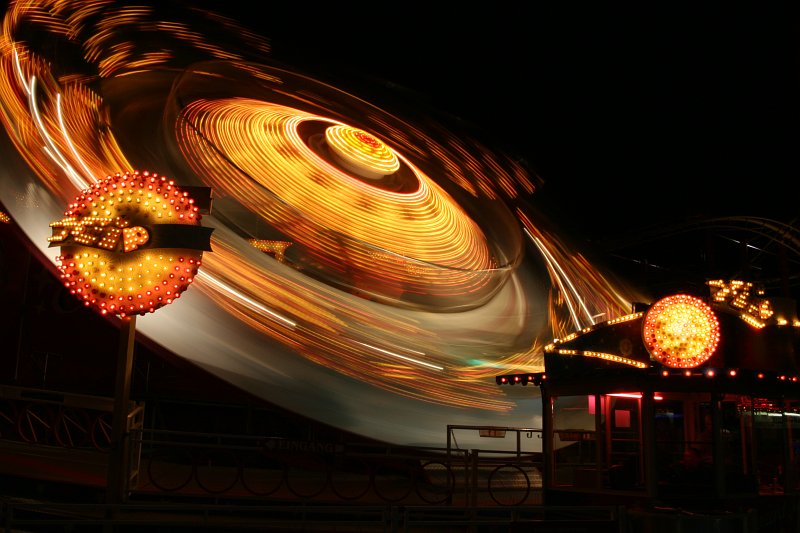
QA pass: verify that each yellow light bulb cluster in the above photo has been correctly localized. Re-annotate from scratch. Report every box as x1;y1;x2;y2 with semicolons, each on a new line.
708;279;773;322
49;215;151;253
607;312;644;325
642;294;720;368
52;170;203;317
549;312;644;348
247;239;292;262
554;348;647;369
740;313;766;329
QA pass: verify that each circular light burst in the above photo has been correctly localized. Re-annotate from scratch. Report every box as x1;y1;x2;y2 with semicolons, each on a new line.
642;294;720;368
175;97;511;310
50;171;204;317
325;126;400;179
0;1;643;445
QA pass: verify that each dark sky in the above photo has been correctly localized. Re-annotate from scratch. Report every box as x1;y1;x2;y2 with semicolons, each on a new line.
241;3;799;239
2;0;797;238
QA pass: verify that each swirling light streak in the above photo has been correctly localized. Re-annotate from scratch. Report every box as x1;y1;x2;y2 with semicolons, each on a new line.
518;207;637;341
197;270;297;330
353;341;444;371
176;98;507;306
2;47;133;201
194;232;515;410
28;77;88;190
325;126;400;178
0;0;644;447
526;227;586;330
12;48;30;95
56;93;95;183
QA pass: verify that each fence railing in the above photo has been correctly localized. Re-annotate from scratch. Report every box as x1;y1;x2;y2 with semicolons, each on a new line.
0;502;626;532
0;387;542;507
133;427;543;506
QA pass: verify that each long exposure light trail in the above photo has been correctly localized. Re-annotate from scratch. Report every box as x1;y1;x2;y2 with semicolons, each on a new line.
29;77;89;190
197;270;297;330
56;93;96;184
525;230;582;329
177;98;502;305
353;341;444;371
0;0;644;447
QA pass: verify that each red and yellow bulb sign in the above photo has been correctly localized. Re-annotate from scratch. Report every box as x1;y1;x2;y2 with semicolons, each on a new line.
49;171;212;317
642;294;720;368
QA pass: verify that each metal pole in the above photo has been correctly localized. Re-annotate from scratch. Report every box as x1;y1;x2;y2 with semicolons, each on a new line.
541;385;552;504
712;393;725;498
641;388;657;497
106;315;136;505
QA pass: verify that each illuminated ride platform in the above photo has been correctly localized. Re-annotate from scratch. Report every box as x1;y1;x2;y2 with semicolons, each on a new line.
0;0;642;452
497;280;800;522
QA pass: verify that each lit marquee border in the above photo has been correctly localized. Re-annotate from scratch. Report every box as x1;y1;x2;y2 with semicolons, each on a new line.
544;311;648;369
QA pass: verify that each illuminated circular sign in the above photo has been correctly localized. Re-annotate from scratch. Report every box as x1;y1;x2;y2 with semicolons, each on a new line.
642;294;720;368
49;171;212;317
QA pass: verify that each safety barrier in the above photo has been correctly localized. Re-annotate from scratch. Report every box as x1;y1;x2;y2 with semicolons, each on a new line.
135;428;541;506
0;502;624;532
0;387;542;507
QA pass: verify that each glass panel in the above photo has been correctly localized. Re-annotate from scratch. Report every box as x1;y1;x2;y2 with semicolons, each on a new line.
720;396;757;493
787;401;800;491
654;398;685;483
753;398;787;494
655;392;714;495
551;395;599;488
605;395;641;490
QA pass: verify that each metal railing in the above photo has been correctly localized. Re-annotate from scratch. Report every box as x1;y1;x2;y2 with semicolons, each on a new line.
132;427;542;506
0;502;625;532
0;388;543;508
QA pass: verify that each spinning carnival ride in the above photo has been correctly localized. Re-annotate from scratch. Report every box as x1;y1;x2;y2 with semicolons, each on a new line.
0;1;642;448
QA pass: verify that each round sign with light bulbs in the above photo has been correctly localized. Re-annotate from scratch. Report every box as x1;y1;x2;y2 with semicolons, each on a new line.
642;293;720;368
49;170;212;317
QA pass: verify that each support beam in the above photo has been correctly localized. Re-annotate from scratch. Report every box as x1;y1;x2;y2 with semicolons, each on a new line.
106;315;136;505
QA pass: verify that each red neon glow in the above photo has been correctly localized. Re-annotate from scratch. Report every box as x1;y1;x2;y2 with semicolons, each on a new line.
590;393;663;413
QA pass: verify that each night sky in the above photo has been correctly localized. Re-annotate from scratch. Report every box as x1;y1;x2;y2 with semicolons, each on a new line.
240;3;799;240
4;0;795;292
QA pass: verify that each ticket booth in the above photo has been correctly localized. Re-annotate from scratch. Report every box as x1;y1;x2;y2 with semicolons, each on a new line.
498;281;800;510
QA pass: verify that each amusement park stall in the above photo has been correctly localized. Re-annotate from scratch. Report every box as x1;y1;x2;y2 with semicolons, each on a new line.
498;280;800;526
